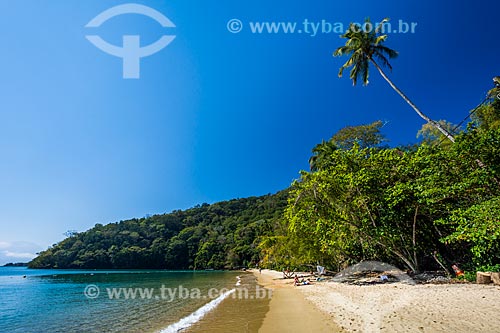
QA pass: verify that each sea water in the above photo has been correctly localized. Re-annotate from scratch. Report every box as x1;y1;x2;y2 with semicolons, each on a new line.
0;267;253;333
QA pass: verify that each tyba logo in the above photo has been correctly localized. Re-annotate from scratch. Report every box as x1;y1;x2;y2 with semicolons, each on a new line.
85;3;176;79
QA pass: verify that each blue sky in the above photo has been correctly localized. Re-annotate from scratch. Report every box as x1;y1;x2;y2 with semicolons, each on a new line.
0;0;499;264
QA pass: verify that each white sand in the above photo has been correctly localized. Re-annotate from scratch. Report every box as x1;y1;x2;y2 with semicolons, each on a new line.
255;269;500;333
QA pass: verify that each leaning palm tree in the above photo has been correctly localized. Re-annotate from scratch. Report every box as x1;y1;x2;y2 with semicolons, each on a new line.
334;18;455;142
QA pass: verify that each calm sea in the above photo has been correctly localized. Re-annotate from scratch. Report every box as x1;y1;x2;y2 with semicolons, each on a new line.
0;267;268;333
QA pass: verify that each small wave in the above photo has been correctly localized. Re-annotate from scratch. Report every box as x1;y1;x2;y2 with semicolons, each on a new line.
159;289;235;333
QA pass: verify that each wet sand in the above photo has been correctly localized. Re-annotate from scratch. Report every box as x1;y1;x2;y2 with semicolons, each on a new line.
187;272;270;333
253;269;341;332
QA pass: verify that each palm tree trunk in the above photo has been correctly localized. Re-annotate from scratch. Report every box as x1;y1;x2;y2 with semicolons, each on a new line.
371;59;500;186
370;58;455;143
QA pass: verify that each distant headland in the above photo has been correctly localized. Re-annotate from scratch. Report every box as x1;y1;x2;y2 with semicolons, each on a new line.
3;262;28;267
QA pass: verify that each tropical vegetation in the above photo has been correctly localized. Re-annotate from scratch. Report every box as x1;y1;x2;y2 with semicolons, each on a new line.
29;193;288;269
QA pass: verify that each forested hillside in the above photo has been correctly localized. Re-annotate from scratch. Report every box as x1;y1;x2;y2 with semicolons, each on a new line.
29;192;288;269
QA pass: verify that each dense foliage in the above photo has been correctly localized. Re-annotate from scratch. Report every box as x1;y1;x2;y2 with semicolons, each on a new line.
261;101;500;272
29;192;288;269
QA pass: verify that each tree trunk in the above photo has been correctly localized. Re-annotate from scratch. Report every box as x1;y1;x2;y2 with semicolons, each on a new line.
412;205;419;273
371;58;499;187
432;251;452;276
370;58;455;143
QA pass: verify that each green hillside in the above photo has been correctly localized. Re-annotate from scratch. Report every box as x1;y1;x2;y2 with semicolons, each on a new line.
29;191;288;269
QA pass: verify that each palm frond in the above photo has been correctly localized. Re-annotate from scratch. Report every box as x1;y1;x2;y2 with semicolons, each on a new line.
333;45;354;57
335;17;396;86
360;58;369;85
376;45;398;59
372;50;393;71
374;35;388;45
375;18;390;34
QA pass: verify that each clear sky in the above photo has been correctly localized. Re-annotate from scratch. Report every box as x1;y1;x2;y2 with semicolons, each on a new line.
0;0;499;264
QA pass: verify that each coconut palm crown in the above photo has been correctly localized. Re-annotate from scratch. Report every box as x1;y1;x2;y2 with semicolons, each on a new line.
334;18;455;142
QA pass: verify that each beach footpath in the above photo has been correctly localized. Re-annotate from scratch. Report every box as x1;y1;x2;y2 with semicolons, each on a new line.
252;269;341;332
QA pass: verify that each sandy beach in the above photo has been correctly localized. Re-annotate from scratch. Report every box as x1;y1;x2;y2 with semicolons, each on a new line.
253;269;500;332
253;269;341;332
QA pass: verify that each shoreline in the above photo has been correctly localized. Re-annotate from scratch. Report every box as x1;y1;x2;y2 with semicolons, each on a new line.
186;271;269;332
253;269;500;332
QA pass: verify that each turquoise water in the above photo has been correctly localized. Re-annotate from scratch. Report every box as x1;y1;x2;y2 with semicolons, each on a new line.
0;267;240;333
